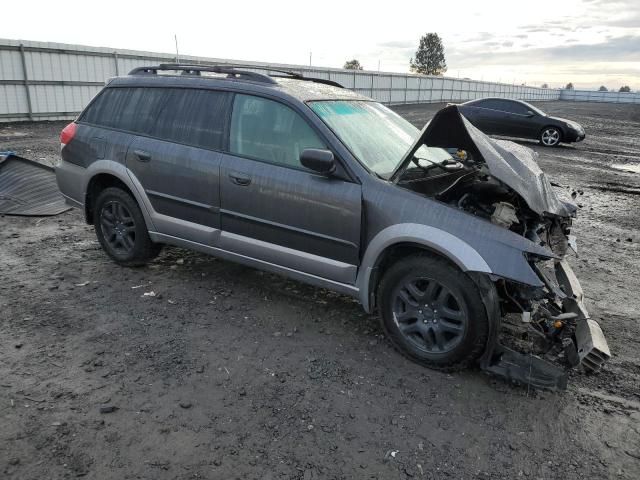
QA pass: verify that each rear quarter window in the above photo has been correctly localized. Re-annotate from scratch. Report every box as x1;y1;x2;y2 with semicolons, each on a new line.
80;86;232;151
80;87;166;134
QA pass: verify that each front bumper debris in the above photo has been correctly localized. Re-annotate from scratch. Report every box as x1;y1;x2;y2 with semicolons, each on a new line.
572;319;610;372
480;259;610;390
555;259;611;372
484;345;568;390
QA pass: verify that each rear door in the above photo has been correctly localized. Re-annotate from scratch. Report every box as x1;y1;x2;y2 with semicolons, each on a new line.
465;100;502;133
218;94;362;285
125;87;232;244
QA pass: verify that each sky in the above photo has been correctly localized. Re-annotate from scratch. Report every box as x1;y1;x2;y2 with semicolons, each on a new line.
3;0;639;90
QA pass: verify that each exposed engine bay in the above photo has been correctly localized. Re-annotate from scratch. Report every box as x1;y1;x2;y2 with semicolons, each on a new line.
392;106;610;389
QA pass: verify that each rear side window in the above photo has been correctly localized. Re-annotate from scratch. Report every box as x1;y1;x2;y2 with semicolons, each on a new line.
229;94;325;168
153;89;231;151
477;99;500;110
81;87;165;134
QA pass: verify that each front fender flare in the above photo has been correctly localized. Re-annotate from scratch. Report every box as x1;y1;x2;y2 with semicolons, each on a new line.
356;223;491;312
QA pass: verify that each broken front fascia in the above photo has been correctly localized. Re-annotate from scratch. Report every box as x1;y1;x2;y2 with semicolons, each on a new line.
392;106;610;388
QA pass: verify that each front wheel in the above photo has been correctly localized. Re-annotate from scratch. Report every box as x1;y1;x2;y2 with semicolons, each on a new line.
94;187;162;266
377;255;489;371
540;127;562;147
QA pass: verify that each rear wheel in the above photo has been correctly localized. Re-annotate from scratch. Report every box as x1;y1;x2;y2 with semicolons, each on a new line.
377;255;489;371
94;187;161;266
540;127;561;147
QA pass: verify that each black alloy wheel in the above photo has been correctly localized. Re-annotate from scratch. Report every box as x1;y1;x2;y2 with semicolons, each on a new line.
391;277;467;354
377;255;489;370
100;200;136;255
94;187;162;266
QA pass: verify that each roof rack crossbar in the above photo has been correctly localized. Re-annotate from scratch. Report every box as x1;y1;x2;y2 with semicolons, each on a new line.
127;63;344;88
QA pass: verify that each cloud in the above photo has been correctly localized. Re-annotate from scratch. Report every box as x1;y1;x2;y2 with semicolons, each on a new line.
523;26;551;33
607;12;640;27
470;32;494;42
377;40;414;49
450;35;640;65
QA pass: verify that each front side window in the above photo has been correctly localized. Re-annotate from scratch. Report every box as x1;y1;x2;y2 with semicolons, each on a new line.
507;101;531;115
230;94;325;168
310;100;420;177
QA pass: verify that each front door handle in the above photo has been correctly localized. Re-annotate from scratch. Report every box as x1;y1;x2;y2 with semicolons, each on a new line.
134;149;151;162
229;171;251;186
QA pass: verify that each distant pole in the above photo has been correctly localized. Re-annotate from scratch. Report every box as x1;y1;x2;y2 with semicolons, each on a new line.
377;60;380;72
174;34;179;63
309;51;312;67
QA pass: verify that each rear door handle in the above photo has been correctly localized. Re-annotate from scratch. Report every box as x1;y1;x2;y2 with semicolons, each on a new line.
229;171;251;186
134;149;151;162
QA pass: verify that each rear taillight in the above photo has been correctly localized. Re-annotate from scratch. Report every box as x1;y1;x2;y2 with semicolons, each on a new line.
60;122;77;148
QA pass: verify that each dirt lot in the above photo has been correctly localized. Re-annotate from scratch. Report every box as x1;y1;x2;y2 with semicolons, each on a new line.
1;101;639;479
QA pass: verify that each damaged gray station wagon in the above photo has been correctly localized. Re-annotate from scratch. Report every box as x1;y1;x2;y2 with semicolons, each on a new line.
56;64;610;389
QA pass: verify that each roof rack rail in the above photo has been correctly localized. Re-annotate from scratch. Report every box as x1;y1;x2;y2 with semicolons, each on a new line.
128;64;278;85
207;64;344;88
128;63;343;88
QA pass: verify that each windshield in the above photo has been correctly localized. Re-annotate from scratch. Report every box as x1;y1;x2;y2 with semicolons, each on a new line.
309;100;423;176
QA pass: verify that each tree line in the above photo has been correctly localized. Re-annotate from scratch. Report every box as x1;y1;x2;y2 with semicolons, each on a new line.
343;34;634;93
564;83;632;92
344;33;447;75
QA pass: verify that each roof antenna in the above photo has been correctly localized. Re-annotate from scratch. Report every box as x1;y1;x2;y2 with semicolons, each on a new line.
174;34;179;63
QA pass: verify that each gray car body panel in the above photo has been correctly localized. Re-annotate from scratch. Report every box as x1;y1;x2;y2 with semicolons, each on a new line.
56;73;554;315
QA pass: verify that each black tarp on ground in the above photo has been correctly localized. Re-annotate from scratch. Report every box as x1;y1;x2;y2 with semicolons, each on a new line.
0;153;71;216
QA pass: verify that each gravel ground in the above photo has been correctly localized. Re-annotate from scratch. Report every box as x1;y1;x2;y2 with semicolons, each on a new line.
1;101;639;479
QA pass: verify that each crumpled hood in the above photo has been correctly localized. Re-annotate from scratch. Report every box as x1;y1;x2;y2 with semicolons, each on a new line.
392;105;575;217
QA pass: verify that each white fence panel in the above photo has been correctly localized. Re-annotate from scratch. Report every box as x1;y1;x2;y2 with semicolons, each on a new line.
560;89;640;103
10;38;640;122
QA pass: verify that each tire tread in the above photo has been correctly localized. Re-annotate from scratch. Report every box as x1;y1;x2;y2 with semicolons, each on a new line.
377;253;489;371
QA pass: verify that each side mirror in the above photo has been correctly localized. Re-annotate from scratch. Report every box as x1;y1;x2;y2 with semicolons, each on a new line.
526;110;535;117
300;149;336;175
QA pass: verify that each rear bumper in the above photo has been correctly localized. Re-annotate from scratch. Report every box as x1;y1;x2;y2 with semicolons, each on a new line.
55;159;86;208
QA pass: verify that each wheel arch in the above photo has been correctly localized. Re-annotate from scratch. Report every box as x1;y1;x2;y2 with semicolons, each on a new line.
356;224;492;313
83;160;155;231
85;173;133;224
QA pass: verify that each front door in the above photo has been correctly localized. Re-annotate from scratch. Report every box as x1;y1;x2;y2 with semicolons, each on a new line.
218;93;362;285
501;101;540;139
